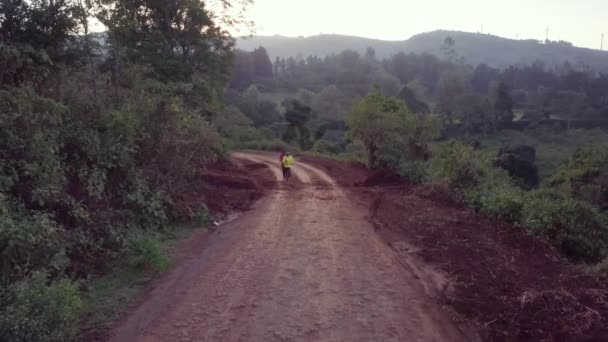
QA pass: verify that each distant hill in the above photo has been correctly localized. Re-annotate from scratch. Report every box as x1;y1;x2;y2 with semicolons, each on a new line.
237;30;608;72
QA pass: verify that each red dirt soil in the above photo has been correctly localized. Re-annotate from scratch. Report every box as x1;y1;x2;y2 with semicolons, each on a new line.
107;152;472;342
169;158;276;220
304;155;608;342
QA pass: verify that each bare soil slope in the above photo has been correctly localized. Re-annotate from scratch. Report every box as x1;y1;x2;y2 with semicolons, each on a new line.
304;155;608;341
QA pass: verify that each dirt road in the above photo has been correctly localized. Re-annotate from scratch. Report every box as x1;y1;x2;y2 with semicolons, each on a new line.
108;152;468;342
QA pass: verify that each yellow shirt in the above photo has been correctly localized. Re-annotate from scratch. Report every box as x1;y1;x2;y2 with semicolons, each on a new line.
282;155;295;168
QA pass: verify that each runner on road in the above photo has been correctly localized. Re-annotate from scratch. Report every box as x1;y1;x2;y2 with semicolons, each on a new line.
279;151;287;180
282;152;295;182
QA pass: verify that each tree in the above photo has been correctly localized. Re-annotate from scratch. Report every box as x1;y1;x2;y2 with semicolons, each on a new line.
550;90;589;120
214;105;260;143
285;56;296;73
296;88;315;107
525;86;552;120
0;0;255;336
397;86;430;114
441;36;457;62
98;0;234;83
233;85;282;127
0;0;79;93
312;85;350;120
371;68;401;97
282;98;313;149
273;56;281;75
230;50;254;88
459;93;493;135
241;84;261;107
471;64;500;94
347;88;440;168
437;69;469;125
493;81;514;126
252;46;273;78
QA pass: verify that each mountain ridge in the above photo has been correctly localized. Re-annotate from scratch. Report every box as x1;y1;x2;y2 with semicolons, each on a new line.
236;30;608;71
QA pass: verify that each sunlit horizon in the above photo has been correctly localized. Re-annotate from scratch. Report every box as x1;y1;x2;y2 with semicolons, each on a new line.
243;0;608;50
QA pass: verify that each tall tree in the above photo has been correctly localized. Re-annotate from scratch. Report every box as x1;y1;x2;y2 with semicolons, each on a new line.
251;46;273;78
494;81;514;126
230;50;254;88
98;0;234;83
398;86;430;114
0;0;79;93
437;69;468;125
441;36;457;62
282;98;313;149
348;88;439;168
471;64;500;94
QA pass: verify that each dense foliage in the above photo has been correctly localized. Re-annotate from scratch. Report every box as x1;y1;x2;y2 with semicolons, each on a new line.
0;0;243;340
347;88;439;168
225;36;608;167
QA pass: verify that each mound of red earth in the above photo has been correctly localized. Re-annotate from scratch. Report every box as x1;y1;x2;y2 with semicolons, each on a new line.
299;156;370;187
172;158;275;220
203;158;278;213
305;156;608;341
355;170;405;187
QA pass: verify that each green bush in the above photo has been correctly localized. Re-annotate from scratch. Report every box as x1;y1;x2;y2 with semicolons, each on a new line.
125;234;168;273
237;139;295;152
312;139;343;155
194;206;212;227
399;160;429;184
431;141;487;189
519;190;564;234
467;185;525;223
123;174;169;229
0;273;82;342
549;145;608;186
552;200;608;262
0;199;64;283
375;133;406;169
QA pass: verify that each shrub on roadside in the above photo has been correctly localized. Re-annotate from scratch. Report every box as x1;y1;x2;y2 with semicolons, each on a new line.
467;185;525;223
194;206;212;227
520;189;566;234
549;145;608;209
236;139;295;152
0;199;64;284
399;160;429;184
0;273;82;342
552;200;608;262
430;141;608;262
125;234;168;273
431;141;487;189
312;139;343;155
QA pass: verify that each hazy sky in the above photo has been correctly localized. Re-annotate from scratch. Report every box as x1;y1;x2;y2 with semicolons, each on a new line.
244;0;606;50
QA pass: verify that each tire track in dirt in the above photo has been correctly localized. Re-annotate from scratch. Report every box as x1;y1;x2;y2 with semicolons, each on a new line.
108;152;472;342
